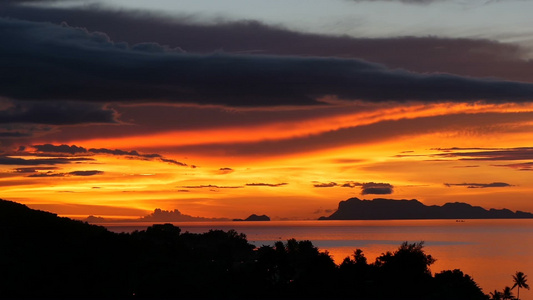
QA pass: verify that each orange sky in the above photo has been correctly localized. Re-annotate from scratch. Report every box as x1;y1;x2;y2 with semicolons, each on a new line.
3;101;533;220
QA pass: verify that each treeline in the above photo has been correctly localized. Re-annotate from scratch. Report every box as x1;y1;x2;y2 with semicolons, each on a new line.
0;199;486;299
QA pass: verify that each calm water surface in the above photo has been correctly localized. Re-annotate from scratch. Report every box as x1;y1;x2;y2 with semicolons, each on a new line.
103;219;533;298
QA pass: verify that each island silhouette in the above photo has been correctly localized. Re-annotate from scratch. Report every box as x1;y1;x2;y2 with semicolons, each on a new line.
0;198;492;298
233;214;271;221
319;197;533;220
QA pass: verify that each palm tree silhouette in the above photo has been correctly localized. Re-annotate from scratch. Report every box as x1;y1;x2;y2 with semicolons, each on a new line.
512;271;530;300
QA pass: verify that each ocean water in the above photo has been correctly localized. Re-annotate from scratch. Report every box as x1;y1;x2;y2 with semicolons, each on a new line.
102;219;533;298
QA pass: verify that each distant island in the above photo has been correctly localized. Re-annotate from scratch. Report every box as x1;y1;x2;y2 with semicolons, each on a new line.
319;197;533;220
233;214;271;221
85;208;230;223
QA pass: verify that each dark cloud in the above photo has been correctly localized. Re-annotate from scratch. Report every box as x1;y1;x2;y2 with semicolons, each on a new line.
493;162;533;171
13;167;51;173
89;148;139;156
432;147;533;161
34;144;87;155
217;167;234;174
341;181;361;188
0;156;91;165
32;144;188;166
90;148;187;166
0;131;32;137
27;171;63;177
312;181;362;188
444;182;513;188
3;4;533;84
361;182;394;195
27;170;103;177
0;100;117;125
68;170;103;176
3;19;533;107
312;180;394;194
245;183;288;187
14;166;58;173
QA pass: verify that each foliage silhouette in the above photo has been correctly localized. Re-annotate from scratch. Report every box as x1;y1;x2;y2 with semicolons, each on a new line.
1;199;491;299
491;289;504;300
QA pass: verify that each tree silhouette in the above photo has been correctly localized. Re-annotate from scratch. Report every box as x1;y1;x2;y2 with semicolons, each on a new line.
502;286;515;300
512;271;530;300
490;289;503;300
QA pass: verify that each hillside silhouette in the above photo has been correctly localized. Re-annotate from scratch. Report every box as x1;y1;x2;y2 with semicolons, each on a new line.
320;197;533;220
1;198;488;299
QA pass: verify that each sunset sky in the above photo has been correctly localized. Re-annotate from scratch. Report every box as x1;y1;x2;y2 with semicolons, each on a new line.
3;0;533;220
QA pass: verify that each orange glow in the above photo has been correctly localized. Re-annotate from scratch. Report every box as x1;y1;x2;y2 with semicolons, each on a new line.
66;102;533;150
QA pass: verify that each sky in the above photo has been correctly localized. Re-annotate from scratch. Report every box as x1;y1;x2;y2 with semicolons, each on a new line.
2;0;533;220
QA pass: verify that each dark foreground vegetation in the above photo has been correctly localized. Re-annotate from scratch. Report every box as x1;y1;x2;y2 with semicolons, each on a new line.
1;199;488;299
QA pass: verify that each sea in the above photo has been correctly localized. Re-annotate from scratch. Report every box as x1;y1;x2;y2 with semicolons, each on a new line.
102;219;533;299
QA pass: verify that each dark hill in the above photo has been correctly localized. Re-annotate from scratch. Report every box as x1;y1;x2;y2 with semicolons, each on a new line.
319;197;533;220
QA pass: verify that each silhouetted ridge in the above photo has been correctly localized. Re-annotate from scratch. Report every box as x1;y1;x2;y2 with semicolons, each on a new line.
0;199;488;299
319;197;533;220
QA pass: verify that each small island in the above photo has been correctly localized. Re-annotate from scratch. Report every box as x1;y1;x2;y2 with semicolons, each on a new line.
233;214;271;221
319;197;533;220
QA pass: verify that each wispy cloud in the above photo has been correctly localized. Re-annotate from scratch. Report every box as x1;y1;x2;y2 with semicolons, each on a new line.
177;185;244;189
27;170;103;177
245;183;288;187
312;181;394;194
32;144;189;166
444;182;513;188
431;147;533;161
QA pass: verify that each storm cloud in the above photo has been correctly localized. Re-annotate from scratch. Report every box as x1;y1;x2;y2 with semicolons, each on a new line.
3;18;533;107
3;3;533;84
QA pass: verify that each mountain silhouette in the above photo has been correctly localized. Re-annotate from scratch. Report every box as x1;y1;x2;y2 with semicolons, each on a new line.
319;197;533;220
